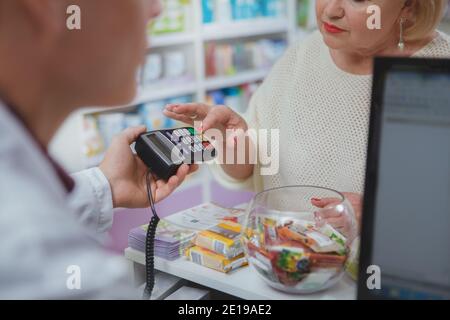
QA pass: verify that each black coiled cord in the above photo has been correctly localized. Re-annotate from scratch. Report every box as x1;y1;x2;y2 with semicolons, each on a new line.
142;170;160;300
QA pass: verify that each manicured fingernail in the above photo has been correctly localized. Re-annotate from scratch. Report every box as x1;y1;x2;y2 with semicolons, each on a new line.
311;198;321;202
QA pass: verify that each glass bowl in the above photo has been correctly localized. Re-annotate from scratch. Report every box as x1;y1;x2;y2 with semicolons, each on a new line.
242;186;357;294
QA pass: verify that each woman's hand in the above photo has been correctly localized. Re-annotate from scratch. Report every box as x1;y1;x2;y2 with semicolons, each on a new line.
99;126;198;209
311;192;363;239
164;103;254;180
164;103;247;140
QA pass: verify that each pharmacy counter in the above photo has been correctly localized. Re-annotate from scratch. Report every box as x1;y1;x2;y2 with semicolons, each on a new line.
124;247;356;300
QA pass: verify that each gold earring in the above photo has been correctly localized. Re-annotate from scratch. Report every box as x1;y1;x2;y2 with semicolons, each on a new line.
398;18;405;51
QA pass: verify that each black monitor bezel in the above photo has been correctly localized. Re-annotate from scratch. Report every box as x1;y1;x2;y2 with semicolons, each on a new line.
357;57;450;300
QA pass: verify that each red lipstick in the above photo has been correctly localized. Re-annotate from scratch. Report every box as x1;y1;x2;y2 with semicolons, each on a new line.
323;22;345;34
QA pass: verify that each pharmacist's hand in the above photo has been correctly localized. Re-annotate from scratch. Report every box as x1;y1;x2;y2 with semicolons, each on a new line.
164;103;248;146
99;126;198;209
312;193;362;238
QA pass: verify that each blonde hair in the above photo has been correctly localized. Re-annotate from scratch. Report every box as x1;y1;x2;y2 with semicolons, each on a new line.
405;0;449;41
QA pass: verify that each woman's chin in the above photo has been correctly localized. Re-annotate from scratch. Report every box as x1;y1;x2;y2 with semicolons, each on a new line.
321;34;348;50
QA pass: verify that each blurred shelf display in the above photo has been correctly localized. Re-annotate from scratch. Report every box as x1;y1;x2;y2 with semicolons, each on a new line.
80;83;197;117
149;0;194;35
205;68;268;91
150;32;196;48
141;48;194;86
202;0;287;24
206;83;260;113
137;81;198;104
204;38;287;78
297;0;317;31
50;0;317;201
202;18;288;41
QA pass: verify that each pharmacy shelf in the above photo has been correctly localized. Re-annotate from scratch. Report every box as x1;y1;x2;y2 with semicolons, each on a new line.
137;80;198;103
202;18;289;41
81;105;136;116
204;68;270;91
125;247;357;300
81;81;198;116
149;32;196;48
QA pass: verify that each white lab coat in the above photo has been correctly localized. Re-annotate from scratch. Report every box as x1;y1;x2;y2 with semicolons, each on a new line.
0;101;139;299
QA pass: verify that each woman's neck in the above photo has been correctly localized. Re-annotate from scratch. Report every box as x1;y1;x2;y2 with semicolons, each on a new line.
329;32;438;75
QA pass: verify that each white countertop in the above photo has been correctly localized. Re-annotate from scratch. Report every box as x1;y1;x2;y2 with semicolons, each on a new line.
125;247;357;300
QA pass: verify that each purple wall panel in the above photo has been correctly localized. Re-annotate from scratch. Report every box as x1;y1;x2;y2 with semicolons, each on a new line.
107;180;255;253
210;180;254;208
108;185;202;253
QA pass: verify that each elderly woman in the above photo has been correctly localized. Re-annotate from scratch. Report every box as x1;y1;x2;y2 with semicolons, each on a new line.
165;0;450;227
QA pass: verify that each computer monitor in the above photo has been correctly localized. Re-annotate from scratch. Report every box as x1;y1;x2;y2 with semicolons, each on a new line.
358;57;450;300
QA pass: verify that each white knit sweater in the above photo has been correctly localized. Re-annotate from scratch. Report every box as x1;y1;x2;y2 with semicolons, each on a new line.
211;30;450;194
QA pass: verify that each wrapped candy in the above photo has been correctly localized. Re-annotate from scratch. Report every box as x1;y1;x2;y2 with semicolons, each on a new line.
245;215;350;289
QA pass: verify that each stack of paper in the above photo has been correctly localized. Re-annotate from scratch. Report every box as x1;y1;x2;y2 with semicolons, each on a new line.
128;220;196;261
164;202;247;230
128;203;247;261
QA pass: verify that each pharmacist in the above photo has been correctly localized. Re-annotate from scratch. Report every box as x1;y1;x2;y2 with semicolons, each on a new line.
0;0;195;298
